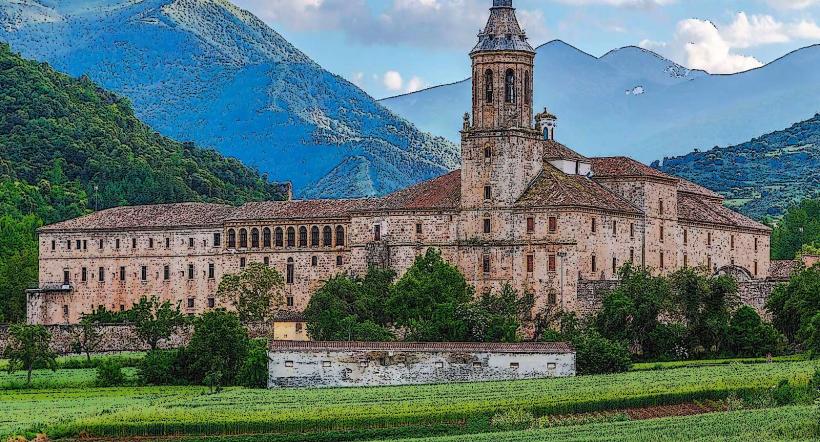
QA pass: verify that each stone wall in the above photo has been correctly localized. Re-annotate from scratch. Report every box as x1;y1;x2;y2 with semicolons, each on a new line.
0;323;271;355
576;278;782;319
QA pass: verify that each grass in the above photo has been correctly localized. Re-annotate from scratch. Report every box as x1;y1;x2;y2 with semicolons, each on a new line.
631;354;807;371
378;406;820;442
0;351;145;371
0;359;815;440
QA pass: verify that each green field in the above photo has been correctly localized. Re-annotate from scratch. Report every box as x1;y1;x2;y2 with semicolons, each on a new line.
384;406;819;442
0;359;816;440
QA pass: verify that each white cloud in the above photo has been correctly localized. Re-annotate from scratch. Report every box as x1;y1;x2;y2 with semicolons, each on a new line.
765;0;820;10
383;71;404;91
406;76;425;93
233;0;550;49
553;0;675;8
641;12;820;74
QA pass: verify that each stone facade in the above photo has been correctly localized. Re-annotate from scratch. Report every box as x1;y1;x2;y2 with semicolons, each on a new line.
267;341;575;388
30;0;772;327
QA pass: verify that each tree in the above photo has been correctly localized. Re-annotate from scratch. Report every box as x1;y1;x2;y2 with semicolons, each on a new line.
771;198;820;260
595;263;671;355
572;329;632;375
130;296;186;350
73;316;103;361
460;283;534;343
766;265;820;347
727;306;784;357
0;215;40;323
184;310;249;388
3;324;57;385
388;249;475;342
216;263;285;322
670;268;738;356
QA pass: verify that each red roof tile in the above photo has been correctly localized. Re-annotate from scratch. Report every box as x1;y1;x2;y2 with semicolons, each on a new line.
543;140;589;161
677;178;724;200
374;170;462;211
517;164;640;214
591;157;675;181
39;203;235;232
228;199;379;222
678;193;771;232
269;340;574;354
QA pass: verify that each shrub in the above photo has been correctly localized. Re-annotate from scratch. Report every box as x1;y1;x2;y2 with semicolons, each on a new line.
184;310;248;387
237;339;270;389
138;349;185;386
573;330;632;375
96;360;125;387
645;323;688;361
771;379;797;406
727;307;785;357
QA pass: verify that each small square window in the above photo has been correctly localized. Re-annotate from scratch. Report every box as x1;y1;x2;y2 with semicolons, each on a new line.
435;361;444;369
472;362;482;368
208;298;215;308
360;361;369;368
311;256;318;267
322;361;332;368
284;361;294;368
510;362;520;370
187;298;195;309
287;296;294;307
416;223;422;234
547;363;557;370
526;217;535;233
336;255;343;267
548;217;557;233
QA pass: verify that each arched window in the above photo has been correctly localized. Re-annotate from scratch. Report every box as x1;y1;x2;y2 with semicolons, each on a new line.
299;227;308;247
505;69;516;104
484;144;492;159
484;69;494;103
524;71;531;105
335;226;345;247
323;226;333;247
227;229;236;248
239;229;248;248
263;228;271;248
311;226;320;247
287;227;296;247
275;227;284;248
286;258;294;285
251;228;260;248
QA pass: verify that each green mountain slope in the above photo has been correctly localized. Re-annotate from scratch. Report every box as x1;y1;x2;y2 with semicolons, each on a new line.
655;114;820;220
0;43;285;323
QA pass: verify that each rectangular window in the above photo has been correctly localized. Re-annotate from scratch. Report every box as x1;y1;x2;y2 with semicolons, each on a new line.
484;185;492;200
83;240;87;250
119;305;125;312
337;256;343;267
548;292;557;305
549;217;558;233
630;248;635;263
208;298;215;308
591;255;597;273
163;265;170;281
99;267;105;282
63;305;69;316
630;223;635;239
754;260;758;276
659;200;664;215
81;267;87;282
548;254;557;272
754;237;758;252
188;264;194;280
213;233;221;247
63;270;70;284
165;238;170;249
67;240;72;250
141;266;147;281
239;257;247;268
483;218;491;234
374;224;381;241
187;298;195;309
731;235;735;250
116;239;121;249
51;240;56;251
188;238;195;248
683;254;688;268
119;266;126;281
707;232;712;246
707;256;712;270
76;239;81;250
660;225;665;243
416;223;422;234
264;256;270;266
132;238;137;249
591;218;597;233
482;255;491;274
148;238;154;249
526;255;534;273
526;217;535;233
323;361;332;368
510;363;520;370
287;296;294;307
612;257;617;274
208;263;215;279
612;220;617;237
99;239;104;250
683;229;688;245
285;361;294;368
660;252;665;269
311;256;318;267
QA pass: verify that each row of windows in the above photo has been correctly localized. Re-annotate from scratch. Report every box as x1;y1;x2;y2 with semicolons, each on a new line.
227;226;344;249
65;263;218;284
52;234;222;252
483;69;531;105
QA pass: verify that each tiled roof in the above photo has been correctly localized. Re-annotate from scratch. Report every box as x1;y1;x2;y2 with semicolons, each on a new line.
373;170;461;211
591;157;675;181
517;164;640;214
269;340;574;354
677;178;724;200
227;199;379;222
544;140;589;161
471;0;535;54
39;203;235;232
769;260;798;281
677;193;771;232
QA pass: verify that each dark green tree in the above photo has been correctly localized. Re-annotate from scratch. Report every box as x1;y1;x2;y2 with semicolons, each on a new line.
670;268;739;356
216;262;285;322
727;306;784;357
771;198;820;260
3;324;57;385
460;283;534;343
130;296;186;350
185;310;249;388
766;265;820;347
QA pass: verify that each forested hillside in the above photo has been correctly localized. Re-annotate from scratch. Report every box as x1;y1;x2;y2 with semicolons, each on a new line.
0;43;285;323
655;114;820;220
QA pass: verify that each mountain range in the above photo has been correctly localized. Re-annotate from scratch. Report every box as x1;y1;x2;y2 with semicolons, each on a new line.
0;0;458;198
656;114;820;220
381;41;820;165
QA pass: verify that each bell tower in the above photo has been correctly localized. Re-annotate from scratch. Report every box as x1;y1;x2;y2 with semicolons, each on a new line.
471;0;535;130
461;0;543;217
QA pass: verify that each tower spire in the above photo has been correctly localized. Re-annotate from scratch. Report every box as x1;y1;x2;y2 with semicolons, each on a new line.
472;0;534;55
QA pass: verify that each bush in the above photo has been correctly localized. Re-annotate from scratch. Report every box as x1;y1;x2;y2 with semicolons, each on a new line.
96;360;125;387
573;330;632;375
771;379;797;406
727;307;785;357
237;339;270;389
138;349;185;386
644;323;688;361
185;310;248;387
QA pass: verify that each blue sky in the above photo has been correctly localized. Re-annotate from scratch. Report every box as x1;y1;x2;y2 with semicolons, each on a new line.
232;0;820;99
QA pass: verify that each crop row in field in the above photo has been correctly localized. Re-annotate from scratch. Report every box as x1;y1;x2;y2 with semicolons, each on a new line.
11;360;809;440
379;406;819;442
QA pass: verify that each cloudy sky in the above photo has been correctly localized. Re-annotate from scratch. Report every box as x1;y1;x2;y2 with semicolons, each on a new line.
232;0;820;98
